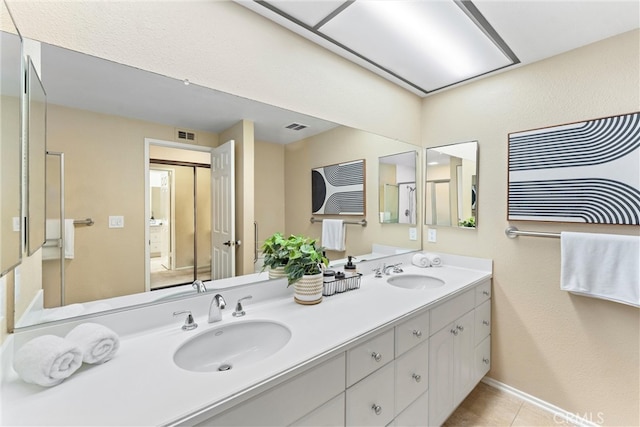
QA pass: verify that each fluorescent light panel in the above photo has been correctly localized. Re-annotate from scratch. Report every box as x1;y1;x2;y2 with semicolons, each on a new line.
256;0;516;94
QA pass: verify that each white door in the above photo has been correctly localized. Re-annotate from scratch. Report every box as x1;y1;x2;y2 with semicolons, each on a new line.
159;170;172;270
211;140;235;279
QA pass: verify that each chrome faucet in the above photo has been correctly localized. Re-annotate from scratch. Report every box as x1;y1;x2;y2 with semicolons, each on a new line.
384;263;403;275
192;280;207;293
208;294;226;323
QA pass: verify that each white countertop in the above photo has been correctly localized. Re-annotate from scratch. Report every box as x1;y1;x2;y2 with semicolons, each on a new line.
1;256;491;426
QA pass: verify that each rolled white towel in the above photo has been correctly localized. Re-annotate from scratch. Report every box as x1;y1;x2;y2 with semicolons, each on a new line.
412;253;430;268
425;253;442;267
13;335;83;387
66;323;120;364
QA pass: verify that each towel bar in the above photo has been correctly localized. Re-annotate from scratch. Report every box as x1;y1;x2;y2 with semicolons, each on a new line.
73;218;94;226
310;217;367;227
505;226;560;239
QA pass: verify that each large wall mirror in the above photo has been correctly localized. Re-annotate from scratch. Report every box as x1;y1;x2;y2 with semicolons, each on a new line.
0;25;22;275
11;40;422;329
26;58;46;255
425;141;478;228
379;151;417;225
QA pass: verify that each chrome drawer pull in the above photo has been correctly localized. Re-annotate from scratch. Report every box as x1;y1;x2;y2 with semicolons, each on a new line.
483;357;490;364
413;330;422;338
412;373;422;383
456;325;464;332
371;352;382;362
483;290;490;296
372;404;382;416
482;320;490;326
450;328;458;336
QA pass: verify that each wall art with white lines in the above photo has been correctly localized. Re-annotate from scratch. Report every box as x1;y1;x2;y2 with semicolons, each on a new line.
508;112;640;225
312;159;365;215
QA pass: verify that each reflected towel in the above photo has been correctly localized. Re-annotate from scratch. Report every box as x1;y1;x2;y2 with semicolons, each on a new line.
425;253;442;267
561;232;640;307
66;323;120;364
13;335;83;387
43;219;74;260
322;219;346;251
412;253;430;268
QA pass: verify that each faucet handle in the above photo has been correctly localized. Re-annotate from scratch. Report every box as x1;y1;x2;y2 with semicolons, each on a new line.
232;295;253;317
393;263;403;273
372;267;383;278
173;310;198;331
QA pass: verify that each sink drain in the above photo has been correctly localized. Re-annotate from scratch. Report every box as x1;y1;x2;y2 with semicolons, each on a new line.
218;363;232;372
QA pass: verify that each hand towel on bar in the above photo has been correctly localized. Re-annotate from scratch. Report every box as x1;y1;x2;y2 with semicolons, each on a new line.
66;323;120;364
561;232;640;307
42;219;75;260
412;253;430;267
322;219;346;251
424;253;442;267
13;335;83;387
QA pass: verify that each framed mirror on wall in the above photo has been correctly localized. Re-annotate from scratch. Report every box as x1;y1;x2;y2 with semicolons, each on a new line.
26;57;47;255
425;141;478;228
378;151;417;225
0;26;23;275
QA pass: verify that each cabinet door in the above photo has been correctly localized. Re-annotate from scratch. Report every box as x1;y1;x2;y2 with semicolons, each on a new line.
453;310;476;404
395;340;429;416
346;362;395;426
393;390;428;427
475;336;491;382
428;322;455;427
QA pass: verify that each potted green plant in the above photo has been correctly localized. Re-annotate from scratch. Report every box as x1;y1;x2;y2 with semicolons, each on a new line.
458;217;476;228
284;235;328;305
261;232;289;279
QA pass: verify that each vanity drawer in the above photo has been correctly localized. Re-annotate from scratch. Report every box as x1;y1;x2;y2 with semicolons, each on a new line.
395;309;429;356
474;299;491;345
395;340;429;415
475;280;491;305
291;392;345;426
475;336;491;380
430;289;474;336
346;362;395;426
347;329;394;387
391;390;428;427
202;354;345;426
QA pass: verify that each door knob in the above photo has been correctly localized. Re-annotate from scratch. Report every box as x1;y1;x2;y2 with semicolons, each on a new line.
223;240;233;247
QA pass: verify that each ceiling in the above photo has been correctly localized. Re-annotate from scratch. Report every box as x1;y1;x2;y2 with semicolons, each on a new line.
237;0;640;97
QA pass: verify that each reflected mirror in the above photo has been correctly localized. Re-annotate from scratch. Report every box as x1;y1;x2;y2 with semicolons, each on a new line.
27;58;46;255
0;25;22;275
378;151;417;225
12;40;422;328
425;141;478;228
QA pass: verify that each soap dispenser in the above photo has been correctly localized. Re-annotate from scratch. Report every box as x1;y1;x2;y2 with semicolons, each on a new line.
344;256;357;275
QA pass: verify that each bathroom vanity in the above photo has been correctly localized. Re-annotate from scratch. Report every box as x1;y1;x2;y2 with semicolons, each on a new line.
1;253;491;426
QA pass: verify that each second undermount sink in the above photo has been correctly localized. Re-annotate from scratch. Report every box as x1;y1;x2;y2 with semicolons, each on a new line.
387;274;446;290
173;320;291;373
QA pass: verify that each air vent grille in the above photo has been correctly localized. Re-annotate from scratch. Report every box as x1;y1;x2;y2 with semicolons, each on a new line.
176;129;197;142
285;123;308;131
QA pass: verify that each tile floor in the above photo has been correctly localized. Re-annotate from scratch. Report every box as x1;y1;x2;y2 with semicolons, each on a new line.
444;382;572;427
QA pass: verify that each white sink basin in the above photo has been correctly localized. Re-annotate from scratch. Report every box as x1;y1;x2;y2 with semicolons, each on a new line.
173;320;291;372
387;274;446;290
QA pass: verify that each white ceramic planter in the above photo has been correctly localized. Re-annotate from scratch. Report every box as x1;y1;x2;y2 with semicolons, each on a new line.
293;273;323;305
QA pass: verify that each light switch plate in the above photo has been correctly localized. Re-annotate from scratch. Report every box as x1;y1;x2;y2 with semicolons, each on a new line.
427;228;437;243
409;227;417;241
109;216;124;228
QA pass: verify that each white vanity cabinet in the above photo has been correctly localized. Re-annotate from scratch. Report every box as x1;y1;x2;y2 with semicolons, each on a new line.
428;280;492;427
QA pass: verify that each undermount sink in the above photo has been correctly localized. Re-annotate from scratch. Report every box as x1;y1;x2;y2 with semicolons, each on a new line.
173;320;291;373
387;274;446;290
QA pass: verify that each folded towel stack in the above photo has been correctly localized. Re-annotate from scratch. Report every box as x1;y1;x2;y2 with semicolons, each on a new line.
412;253;430;268
13;335;83;387
425;253;442;267
66;323;120;364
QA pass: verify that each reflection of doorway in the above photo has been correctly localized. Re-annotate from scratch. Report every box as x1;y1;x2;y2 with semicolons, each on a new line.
147;146;212;290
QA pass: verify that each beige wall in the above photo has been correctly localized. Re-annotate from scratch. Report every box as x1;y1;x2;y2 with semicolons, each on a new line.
220;121;255;276
285;126;422;260
421;30;640;426
43;104;217;306
254;141;285;248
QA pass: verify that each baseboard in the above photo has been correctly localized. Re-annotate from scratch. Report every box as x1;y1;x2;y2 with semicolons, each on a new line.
481;377;601;427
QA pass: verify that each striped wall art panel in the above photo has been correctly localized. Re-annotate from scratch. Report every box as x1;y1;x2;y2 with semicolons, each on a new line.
508;112;640;225
312;159;365;215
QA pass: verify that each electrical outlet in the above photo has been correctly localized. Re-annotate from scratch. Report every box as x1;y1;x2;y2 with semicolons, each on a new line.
428;228;437;243
12;217;20;232
409;227;417;241
109;216;124;228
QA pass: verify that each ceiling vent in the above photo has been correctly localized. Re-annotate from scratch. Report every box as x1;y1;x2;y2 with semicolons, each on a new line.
176;128;197;142
285;122;308;131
